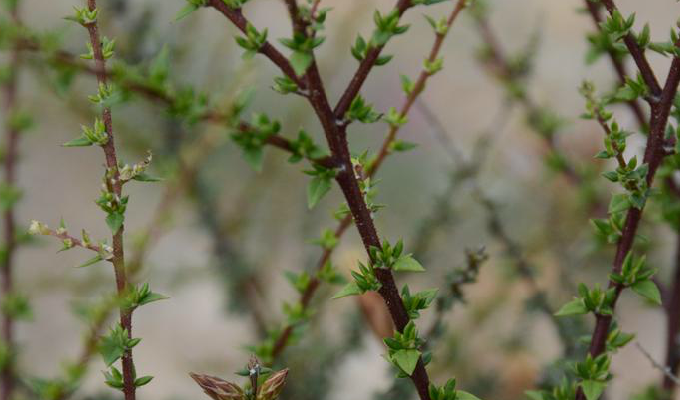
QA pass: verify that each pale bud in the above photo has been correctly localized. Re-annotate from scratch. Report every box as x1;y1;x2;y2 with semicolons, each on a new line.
28;220;50;236
189;373;245;400
257;369;288;400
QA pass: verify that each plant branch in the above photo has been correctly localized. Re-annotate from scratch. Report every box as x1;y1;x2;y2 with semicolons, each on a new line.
637;342;680;387
370;0;467;176
583;0;647;129
474;15;583;185
663;235;680;391
574;31;680;400
268;0;468;373
332;0;414;119
83;1;135;398
0;3;21;399
207;2;476;398
599;0;662;99
14;38;336;169
207;0;307;89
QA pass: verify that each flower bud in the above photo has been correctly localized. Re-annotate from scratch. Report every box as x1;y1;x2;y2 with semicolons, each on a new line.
28;220;50;236
189;373;245;400
256;369;288;400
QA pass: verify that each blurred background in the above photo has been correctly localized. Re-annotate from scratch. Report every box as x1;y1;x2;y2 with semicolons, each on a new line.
3;0;680;399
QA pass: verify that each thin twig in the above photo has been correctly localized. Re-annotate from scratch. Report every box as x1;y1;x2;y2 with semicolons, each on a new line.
582;0;647;129
83;1;136;398
599;0;661;99
332;0;414;119
637;342;680;386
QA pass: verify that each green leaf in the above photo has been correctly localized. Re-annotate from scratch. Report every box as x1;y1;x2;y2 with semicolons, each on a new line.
631;279;662;305
175;4;198;20
392;255;425;272
554;298;588;316
99;336;125;366
332;282;363;299
62;135;93;147
243;146;264;172
132;172;163;182
290;51;313;76
456;391;483;400
308;176;332;209
608;194;630;214
525;390;547;400
134;376;153;387
106;212;125;234
581;380;605;400
77;254;103;268
392;349;420;375
138;292;168;306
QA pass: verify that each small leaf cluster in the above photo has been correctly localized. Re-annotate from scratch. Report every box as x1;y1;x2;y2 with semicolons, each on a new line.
371;9;409;47
572;354;612;400
401;285;437;319
614;74;648;102
273;75;299;95
332;261;381;299
64;6;98;26
383;321;423;376
525;379;577;400
554;283;615;317
585;28;627;65
99;324;140;367
428;379;482;400
646;25;680;58
176;0;208;21
384;107;408;128
0;183;22;213
583;82;649;207
368;239;425;272
63;118;108;147
1;292;31;321
304;164;336;209
428;379;458;400
281;300;311;326
88;82;120;108
346;95;381;124
232;113;281;171
605;327;635;353
590;195;629;244
235;23;268;59
121;283;168;312
280;32;325;76
100;325;152;390
317;260;345;285
350;35;392;66
311;228;338;250
425;14;450;36
5;108;34;133
284;271;312;295
27;366;84;400
352;152;384;214
287;130;326;164
599;9;635;42
80;36;115;60
96;176;129;235
610;252;661;304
